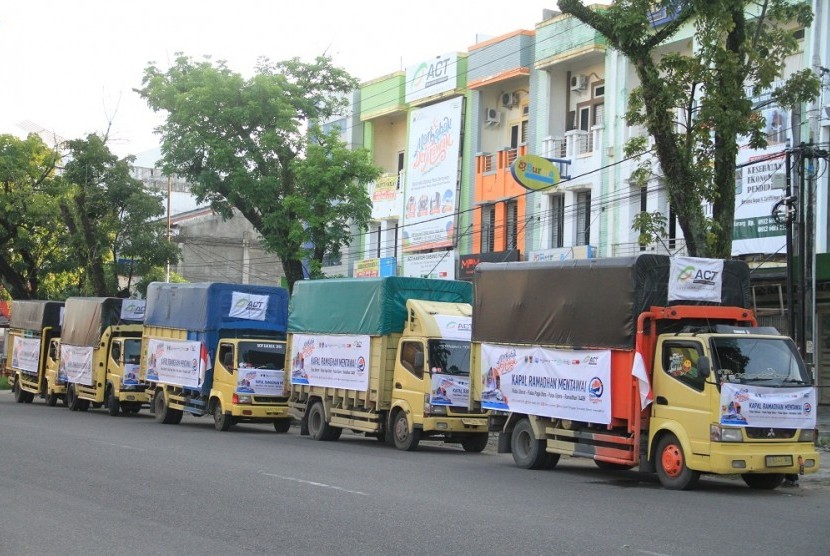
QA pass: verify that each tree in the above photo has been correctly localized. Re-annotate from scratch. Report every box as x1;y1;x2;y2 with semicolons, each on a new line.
558;0;819;257
0;134;69;299
137;54;381;292
60;134;178;296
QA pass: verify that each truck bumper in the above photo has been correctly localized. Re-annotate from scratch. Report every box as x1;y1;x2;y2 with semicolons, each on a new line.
231;404;291;420
118;390;151;404
707;442;820;475
422;416;489;433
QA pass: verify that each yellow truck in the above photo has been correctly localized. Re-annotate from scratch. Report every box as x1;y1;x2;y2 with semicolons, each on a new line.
471;255;819;490
287;277;489;452
141;282;293;432
61;297;148;415
5;300;65;406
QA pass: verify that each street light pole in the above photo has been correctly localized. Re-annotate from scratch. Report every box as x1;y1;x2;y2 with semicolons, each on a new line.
166;175;172;283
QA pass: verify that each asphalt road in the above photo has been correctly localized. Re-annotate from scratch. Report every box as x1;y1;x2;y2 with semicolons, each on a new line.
1;390;828;555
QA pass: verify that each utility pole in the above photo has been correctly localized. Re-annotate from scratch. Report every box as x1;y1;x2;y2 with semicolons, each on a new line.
166;175;172;283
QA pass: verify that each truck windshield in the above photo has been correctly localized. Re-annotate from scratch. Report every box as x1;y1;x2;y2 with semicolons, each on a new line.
427;339;470;376
710;336;810;386
238;341;286;370
123;339;142;365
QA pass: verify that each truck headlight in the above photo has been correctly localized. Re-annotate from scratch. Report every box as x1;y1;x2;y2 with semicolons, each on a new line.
429;405;447;416
234;394;252;404
798;429;816;443
711;424;743;442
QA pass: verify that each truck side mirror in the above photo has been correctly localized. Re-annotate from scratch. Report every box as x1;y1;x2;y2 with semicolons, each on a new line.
414;351;424;370
697;356;711;379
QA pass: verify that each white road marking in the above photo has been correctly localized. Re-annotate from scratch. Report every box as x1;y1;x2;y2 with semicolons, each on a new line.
261;472;368;496
90;440;145;451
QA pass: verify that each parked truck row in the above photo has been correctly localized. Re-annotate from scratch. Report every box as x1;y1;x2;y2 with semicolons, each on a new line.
3;255;821;490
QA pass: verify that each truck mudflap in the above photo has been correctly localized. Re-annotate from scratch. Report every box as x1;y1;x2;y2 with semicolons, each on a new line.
705;442;820;475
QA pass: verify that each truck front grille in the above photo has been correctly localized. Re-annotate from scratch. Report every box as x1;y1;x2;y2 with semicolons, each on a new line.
744;427;797;440
252;396;288;404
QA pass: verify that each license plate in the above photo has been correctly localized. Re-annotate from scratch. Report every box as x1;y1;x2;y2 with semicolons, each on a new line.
765;455;793;467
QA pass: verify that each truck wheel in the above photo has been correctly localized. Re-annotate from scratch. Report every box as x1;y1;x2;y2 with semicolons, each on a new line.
23;390;35;403
655;433;700;490
12;381;25;403
106;386;120;417
46;391;59;407
461;433;490;453
213;400;232;431
273;419;292;433
392;410;421;451
511;418;550;469
308;401;333;441
154;391;182;425
742;473;785;490
67;384;81;411
324;426;342;441
78;399;90;411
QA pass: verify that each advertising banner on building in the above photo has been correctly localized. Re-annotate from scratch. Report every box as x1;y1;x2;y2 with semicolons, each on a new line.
405;52;458;103
144;338;209;389
402;97;462;252
355;258;380;278
479;344;612;424
429;374;470;407
60;344;94;386
370;174;403;219
528;245;594;263
458;250;520;281
289;333;371;391
720;383;817;429
10;336;41;374
402;250;456;280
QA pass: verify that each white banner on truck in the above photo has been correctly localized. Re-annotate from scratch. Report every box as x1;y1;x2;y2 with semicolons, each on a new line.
668;256;724;303
430;374;470;407
120;299;146;321
236;368;284;396
60;345;94;386
122;363;140;387
479;344;612;424
229;291;269;321
145;338;208;389
11;336;41;374
433;315;471;341
289;333;370;391
720;383;817;429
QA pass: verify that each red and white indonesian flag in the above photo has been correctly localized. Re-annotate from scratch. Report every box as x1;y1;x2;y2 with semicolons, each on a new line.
631;352;653;410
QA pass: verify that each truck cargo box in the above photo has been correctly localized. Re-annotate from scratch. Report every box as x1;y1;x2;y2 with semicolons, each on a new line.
472;255;750;350
62;297;134;347
9;300;64;332
288;277;472;335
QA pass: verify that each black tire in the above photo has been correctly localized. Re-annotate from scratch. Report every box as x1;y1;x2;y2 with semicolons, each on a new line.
511;418;550;469
273;419;292;433
106;386;120;417
655;433;700;490
325;426;342;441
12;381;25;403
67;384;81;412
742;473;785;490
461;433;490;453
23;390;35;403
392;410;421;451
78;399;90;412
307;401;335;441
594;460;635;471
46;391;59;407
154;390;182;425
213;400;232;431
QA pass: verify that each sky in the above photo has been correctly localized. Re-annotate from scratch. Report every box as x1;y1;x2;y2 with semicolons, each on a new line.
1;1;555;162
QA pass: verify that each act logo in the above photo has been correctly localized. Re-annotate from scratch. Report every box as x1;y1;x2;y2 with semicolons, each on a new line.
588;377;604;401
676;265;719;286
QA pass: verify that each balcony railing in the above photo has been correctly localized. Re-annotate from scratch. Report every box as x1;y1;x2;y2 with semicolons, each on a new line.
610;238;688;257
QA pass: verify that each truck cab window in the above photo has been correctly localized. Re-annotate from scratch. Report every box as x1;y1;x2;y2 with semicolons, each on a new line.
400;341;424;379
219;345;234;373
663;342;705;391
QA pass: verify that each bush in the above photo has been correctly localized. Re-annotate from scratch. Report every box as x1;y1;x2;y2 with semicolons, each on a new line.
0;375;10;390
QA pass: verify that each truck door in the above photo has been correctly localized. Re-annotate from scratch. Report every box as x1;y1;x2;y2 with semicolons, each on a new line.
651;339;712;456
215;343;236;396
394;339;427;421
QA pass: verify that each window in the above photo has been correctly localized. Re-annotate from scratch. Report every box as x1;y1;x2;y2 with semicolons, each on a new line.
481;204;496;253
575;191;591;246
218;344;234;373
663;341;705;391
550;194;564;248
400;341;425;379
506;200;518;249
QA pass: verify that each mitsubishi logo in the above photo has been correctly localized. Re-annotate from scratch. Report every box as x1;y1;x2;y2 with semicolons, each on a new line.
767;428;776;438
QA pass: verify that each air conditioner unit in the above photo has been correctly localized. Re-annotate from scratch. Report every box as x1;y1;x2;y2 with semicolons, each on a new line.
570;74;588;91
501;92;519;108
485;108;501;125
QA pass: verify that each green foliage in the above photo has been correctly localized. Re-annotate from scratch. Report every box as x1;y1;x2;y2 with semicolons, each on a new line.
632;210;668;247
559;0;820;258
0;375;9;390
137;54;381;292
135;267;187;297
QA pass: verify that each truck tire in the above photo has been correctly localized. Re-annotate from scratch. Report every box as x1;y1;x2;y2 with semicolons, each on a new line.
308;401;335;441
461;433;489;453
655;433;700;490
154;391;182;425
23;389;35;403
742;473;785;490
67;384;81;412
213;400;232;431
12;381;25;403
106;386;120;417
392;410;421;451
273;419;292;433
325;426;342;441
46;390;59;407
78;399;90;411
511;418;551;469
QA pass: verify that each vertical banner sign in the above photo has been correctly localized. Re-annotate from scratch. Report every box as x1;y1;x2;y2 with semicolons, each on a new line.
122;363;140;386
479;344;612;424
144;338;208;389
60;345;95;386
402;97;462;252
731;80;790;256
668;256;724;303
229;291;269;321
430;374;470;407
289;333;371;391
120;299;146;321
11;337;41;374
720;383;817;429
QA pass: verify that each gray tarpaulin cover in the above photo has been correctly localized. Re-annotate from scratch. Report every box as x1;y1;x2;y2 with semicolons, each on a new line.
288;277;472;335
472;255;750;349
9;300;64;331
62;297;125;347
